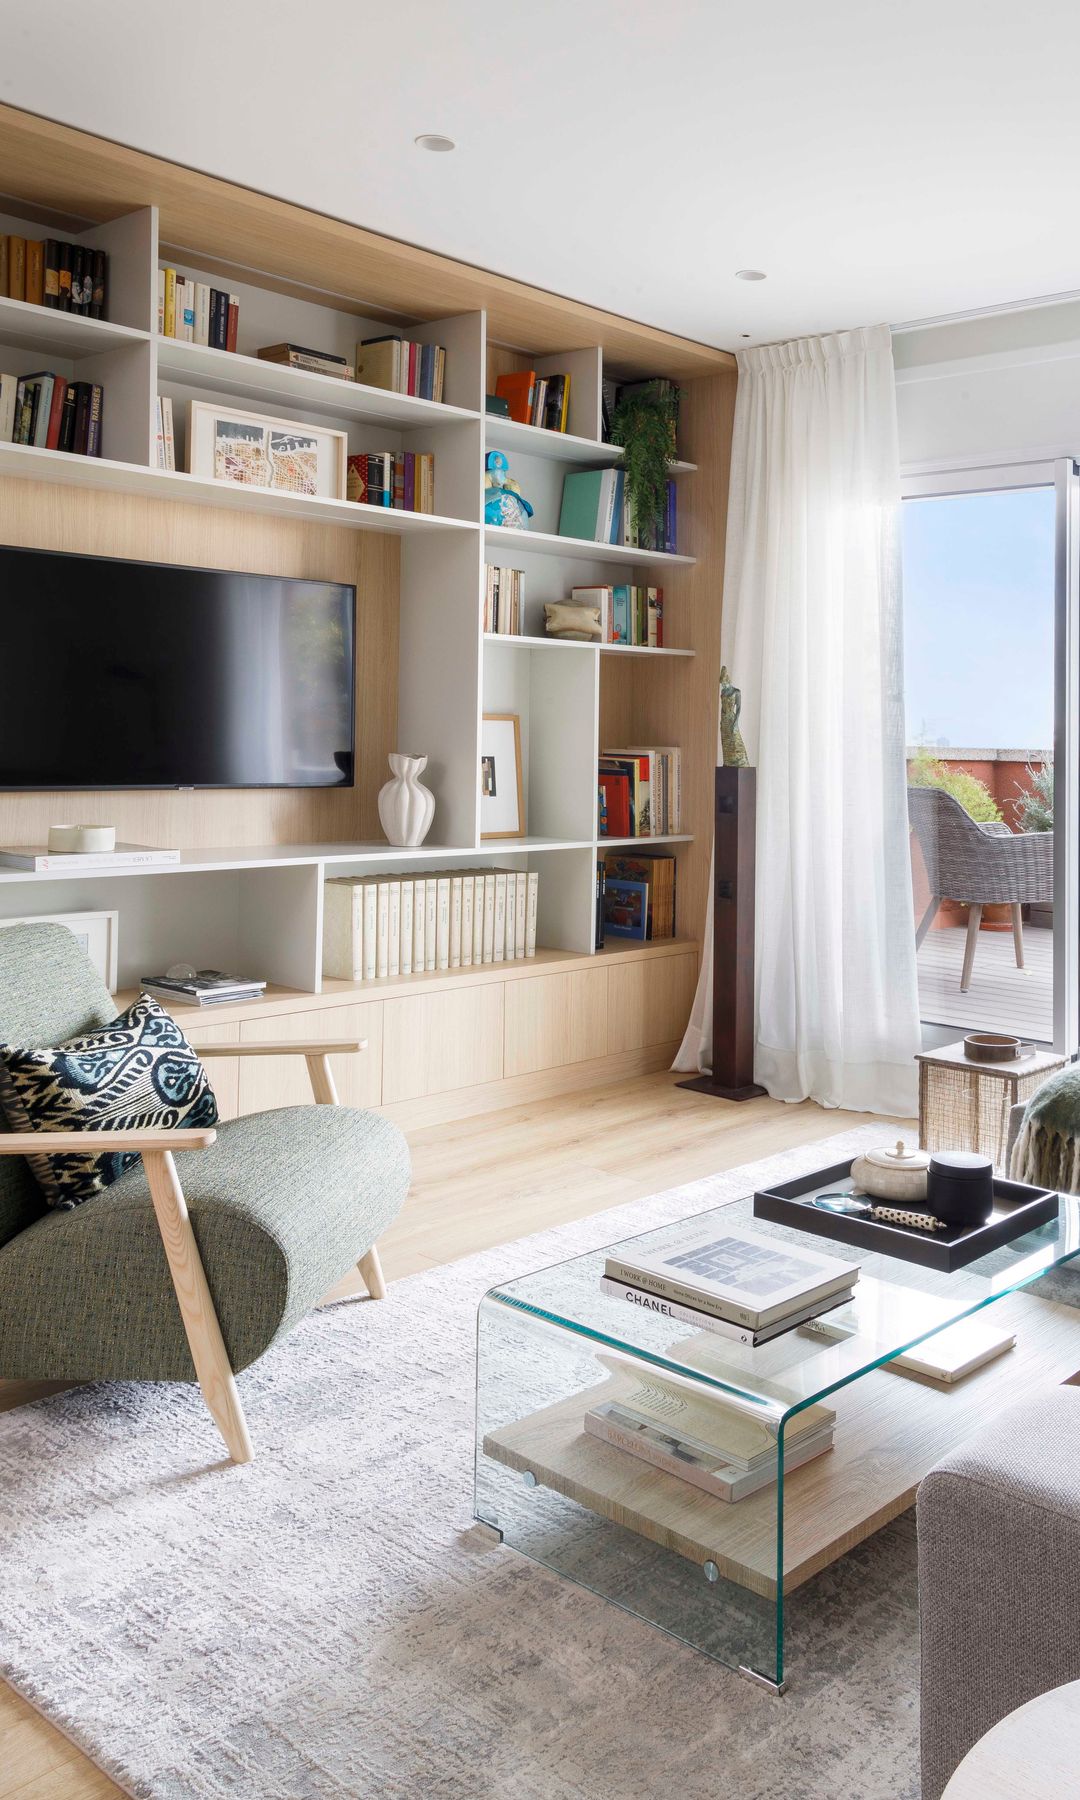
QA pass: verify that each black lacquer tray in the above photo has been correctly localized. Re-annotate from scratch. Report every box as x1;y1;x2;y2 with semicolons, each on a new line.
753;1158;1059;1272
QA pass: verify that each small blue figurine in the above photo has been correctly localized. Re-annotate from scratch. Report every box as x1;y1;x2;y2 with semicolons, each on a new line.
484;450;534;529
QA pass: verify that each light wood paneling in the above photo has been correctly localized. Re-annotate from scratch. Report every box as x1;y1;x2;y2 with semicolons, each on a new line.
237;1003;382;1111
377;1039;677;1132
182;1019;239;1119
503;966;610;1077
382;982;504;1103
607;951;699;1052
0;475;397;850
0;105;734;379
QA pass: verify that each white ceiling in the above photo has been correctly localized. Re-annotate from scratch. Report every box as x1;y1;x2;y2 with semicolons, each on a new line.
2;0;1078;351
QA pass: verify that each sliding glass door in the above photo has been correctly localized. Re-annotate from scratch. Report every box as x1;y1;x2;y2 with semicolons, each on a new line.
901;462;1078;1054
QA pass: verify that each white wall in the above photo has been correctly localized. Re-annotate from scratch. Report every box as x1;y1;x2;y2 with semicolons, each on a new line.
894;300;1080;472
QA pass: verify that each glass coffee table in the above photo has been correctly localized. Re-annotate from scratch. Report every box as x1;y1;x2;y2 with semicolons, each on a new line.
474;1187;1080;1691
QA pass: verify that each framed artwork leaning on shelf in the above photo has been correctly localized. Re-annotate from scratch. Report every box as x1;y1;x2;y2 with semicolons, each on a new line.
0;909;118;991
480;713;524;840
188;400;347;499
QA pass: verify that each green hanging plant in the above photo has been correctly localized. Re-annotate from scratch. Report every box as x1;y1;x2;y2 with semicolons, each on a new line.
611;385;678;544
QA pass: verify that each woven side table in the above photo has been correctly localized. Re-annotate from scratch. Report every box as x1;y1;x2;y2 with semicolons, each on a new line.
916;1041;1065;1171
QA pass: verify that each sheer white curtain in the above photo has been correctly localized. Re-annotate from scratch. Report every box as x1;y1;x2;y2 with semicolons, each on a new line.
675;324;920;1116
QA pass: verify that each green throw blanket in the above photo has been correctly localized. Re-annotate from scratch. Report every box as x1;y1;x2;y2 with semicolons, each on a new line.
1014;1064;1080;1192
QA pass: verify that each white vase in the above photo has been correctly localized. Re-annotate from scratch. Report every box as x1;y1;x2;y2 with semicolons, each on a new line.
378;753;435;848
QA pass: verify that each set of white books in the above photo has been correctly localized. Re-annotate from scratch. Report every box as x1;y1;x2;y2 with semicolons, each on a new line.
322;869;539;982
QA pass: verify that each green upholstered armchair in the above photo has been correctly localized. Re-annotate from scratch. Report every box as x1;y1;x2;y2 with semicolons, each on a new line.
0;922;410;1463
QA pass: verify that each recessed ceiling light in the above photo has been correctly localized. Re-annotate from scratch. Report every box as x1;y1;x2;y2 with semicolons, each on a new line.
735;269;766;281
741;333;751;339
415;133;456;153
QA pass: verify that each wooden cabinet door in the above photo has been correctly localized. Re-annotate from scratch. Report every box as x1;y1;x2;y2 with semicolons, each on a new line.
183;1018;240;1120
606;952;698;1053
503;967;609;1077
237;1002;383;1115
382;982;504;1103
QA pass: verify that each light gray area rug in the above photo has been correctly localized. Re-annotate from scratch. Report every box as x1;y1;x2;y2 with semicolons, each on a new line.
0;1123;923;1800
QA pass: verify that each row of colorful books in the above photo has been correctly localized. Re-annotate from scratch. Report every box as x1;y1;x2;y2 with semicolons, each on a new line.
158;269;239;351
493;370;571;433
484;565;524;635
597;747;682;839
355;337;447;403
154;396;177;471
558;468;677;553
570;584;664;647
0;372;102;455
346;452;435;512
595;851;677;947
1;235;108;316
322;870;539;981
586;1225;857;1502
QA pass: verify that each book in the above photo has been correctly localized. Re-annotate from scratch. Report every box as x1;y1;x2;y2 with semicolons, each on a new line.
559;468;621;544
226;296;240;354
598;1276;855;1346
85;383;104;457
0;372;16;442
449;875;463;969
435;876;451;970
602;877;648;941
0;843;181;872
7;236;25;302
376;880;390;979
525;871;539;956
322;877;364;980
387;880;401;978
481;872;496;964
25;239;43;307
494;369;536;424
43;240;59;308
210;289;228;351
413;877;426;974
460;876;474;967
584;1401;833;1503
161;395;176;471
140;970;266;1005
888;1318;1016;1385
194;283;211;347
424;878;438;972
604;1227;860;1331
91;249;107;320
57;241;72;311
400;878;414;977
257;342;351;378
162;266;176;338
603;851;676;940
594;1347;835;1468
504;874;515;965
363;882;378;981
493;872;507;961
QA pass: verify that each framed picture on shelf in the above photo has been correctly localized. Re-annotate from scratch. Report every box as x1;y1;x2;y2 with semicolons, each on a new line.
0;909;118;991
188;401;347;499
602;878;649;941
480;713;524;839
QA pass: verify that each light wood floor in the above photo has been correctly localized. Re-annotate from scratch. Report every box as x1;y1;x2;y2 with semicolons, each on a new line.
0;1073;899;1800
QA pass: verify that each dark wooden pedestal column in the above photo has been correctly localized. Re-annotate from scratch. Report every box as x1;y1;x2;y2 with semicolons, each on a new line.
678;765;766;1102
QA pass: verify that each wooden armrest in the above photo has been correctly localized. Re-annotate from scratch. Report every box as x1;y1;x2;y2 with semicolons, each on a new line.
0;1128;217;1154
197;1040;367;1058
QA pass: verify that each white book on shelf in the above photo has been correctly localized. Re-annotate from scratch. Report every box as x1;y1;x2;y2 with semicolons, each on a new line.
449;875;463;969
194;282;211;348
525;871;539;956
0;843;180;872
514;873;528;959
156;267;165;336
436;876;451;971
375;880;391;979
504;874;515;964
175;274;193;341
481;873;496;964
161;396;176;472
399;879;413;977
460;875;474;967
362;881;377;982
387;880;401;979
413;876;427;974
0;372;17;443
322;877;361;982
472;873;486;965
424;878;438;973
154;395;165;470
493;872;507;962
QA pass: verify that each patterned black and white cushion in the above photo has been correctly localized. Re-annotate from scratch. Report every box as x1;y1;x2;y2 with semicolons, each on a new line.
0;994;218;1209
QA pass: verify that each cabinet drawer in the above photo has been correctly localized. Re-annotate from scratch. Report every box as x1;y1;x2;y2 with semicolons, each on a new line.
382;982;504;1103
607;952;698;1053
237;1002;382;1114
503;967;609;1077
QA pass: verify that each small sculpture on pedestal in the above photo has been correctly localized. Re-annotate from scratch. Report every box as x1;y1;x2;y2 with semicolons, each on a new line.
719;667;749;768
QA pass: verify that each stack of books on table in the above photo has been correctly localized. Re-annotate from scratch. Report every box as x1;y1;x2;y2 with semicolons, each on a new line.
601;1224;860;1347
141;970;267;1008
585;1349;836;1504
323;869;539;981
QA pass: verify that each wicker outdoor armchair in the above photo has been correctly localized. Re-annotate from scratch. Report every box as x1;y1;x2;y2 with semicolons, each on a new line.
908;785;1054;992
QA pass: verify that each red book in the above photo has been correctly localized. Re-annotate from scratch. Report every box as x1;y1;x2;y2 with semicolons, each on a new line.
598;767;631;838
226;295;239;353
45;377;67;449
495;370;537;425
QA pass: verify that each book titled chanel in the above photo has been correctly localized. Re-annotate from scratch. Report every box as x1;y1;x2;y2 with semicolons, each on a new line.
604;1226;860;1331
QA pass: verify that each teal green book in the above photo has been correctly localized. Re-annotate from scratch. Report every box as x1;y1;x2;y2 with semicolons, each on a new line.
559;469;606;541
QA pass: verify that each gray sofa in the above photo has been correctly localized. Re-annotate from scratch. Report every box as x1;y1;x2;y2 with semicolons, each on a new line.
918;1386;1080;1798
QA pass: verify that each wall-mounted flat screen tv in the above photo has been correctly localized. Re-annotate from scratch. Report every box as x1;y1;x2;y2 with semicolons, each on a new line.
0;545;355;790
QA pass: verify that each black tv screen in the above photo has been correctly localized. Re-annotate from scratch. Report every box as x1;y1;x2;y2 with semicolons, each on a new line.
0;545;355;789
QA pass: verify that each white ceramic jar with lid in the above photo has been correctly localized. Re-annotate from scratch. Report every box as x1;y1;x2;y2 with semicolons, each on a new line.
850;1139;930;1203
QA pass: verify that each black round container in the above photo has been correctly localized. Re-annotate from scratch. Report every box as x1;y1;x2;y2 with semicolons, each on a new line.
927;1151;995;1227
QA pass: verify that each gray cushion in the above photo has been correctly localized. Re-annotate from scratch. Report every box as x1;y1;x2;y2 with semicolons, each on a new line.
0;1102;410;1381
0;922;119;1246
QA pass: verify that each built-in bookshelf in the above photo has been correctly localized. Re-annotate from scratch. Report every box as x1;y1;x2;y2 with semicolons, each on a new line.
0;102;736;1120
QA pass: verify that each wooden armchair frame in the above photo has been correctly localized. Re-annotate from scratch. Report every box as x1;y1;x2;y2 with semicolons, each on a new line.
0;1039;380;1465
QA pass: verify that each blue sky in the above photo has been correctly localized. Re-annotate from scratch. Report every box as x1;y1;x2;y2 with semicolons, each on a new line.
902;486;1055;750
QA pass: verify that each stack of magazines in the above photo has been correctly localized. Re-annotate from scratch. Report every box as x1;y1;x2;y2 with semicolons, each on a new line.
585;1348;836;1503
141;969;267;1008
601;1225;859;1347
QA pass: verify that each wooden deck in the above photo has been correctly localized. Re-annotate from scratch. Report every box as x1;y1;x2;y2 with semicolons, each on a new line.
918;922;1053;1041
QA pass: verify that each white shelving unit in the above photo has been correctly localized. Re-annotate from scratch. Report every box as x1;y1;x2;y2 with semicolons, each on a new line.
0;197;699;991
